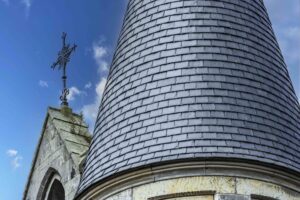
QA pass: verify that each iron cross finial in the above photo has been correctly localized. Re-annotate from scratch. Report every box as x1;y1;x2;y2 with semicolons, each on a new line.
62;32;67;46
51;32;77;107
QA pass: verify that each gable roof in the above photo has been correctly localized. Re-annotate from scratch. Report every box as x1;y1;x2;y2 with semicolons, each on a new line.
23;107;91;200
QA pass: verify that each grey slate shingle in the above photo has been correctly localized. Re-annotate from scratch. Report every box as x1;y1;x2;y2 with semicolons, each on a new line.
78;0;300;194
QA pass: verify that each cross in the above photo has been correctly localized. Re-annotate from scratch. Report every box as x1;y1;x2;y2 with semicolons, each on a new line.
51;32;77;107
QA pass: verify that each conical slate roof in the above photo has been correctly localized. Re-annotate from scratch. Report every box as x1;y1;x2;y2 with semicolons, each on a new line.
78;0;300;193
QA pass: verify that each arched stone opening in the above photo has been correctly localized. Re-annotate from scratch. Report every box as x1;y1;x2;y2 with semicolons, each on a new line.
47;179;65;200
37;168;65;200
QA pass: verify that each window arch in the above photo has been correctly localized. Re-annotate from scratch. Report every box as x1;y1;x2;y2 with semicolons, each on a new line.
36;168;65;200
47;179;65;200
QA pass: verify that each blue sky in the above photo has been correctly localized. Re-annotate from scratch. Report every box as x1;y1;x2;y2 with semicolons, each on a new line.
0;0;299;199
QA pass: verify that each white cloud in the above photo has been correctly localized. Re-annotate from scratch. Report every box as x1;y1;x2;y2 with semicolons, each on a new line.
81;38;110;130
96;78;106;97
1;0;9;5
6;149;18;157
82;78;107;128
93;41;109;72
67;86;82;101
21;0;31;9
85;82;92;89
6;149;22;169
1;0;33;14
21;0;32;17
11;156;23;169
39;80;48;88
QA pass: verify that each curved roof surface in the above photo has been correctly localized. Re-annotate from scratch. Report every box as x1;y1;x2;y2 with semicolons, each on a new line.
78;0;300;193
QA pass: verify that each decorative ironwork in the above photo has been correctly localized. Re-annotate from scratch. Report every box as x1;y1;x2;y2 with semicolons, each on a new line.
51;32;77;106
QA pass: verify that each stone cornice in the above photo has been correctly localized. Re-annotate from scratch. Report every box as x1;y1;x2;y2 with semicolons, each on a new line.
75;160;300;200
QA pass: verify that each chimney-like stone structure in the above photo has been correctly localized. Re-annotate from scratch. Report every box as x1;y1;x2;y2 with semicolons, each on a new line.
77;0;300;199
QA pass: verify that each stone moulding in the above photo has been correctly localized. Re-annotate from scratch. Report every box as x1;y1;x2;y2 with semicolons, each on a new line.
148;191;216;200
36;167;61;200
74;160;300;200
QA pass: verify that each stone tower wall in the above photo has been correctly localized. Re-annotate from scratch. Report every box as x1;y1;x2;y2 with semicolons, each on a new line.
77;162;300;200
102;177;300;200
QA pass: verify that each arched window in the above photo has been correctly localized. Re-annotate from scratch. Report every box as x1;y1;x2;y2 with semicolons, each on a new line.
47;179;65;200
37;168;65;200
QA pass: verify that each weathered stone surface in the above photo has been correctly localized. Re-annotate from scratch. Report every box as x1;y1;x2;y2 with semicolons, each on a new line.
105;189;132;200
216;194;250;200
236;178;300;200
97;176;299;200
133;177;235;200
172;197;213;200
23;107;91;200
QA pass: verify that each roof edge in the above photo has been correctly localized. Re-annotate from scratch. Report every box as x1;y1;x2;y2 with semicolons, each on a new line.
75;157;300;199
22;107;51;200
